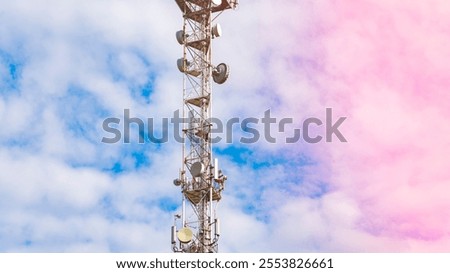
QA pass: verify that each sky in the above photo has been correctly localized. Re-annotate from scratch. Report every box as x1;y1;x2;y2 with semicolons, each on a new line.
0;0;449;252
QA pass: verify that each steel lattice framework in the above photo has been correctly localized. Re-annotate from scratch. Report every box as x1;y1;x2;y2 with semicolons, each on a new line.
171;0;238;253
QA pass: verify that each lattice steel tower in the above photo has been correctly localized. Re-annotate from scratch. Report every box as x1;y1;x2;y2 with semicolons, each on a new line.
171;0;238;253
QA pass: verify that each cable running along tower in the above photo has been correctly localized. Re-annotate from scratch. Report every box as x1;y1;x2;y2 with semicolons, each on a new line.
171;0;238;253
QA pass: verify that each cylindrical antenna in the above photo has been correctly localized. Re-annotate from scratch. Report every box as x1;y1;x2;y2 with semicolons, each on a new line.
215;218;220;237
171;226;177;245
214;158;219;180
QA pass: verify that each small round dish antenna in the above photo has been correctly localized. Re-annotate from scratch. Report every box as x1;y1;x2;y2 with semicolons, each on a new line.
213;63;230;84
177;227;193;243
177;58;189;73
211;0;222;7
176;30;186;45
177;58;201;77
212;24;222;38
173;179;182;186
190;162;204;177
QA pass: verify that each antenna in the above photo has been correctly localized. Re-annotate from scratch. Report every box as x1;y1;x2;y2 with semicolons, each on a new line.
171;0;237;253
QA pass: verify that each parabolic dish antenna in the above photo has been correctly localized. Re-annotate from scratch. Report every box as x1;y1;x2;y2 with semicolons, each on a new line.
211;0;222;7
212;24;222;38
177;58;189;73
177;227;193;243
213;63;230;84
177;58;201;77
190;162;204;177
176;30;186;44
177;58;202;77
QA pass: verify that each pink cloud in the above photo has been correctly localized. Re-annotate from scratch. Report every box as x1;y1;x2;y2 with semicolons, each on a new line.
312;0;450;249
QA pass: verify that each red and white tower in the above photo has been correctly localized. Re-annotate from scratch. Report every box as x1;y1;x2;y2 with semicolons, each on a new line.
171;0;238;253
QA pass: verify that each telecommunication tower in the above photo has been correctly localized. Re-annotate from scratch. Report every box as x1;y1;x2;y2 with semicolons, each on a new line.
171;0;238;253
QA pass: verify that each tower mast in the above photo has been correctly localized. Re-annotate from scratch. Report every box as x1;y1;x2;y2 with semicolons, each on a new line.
172;0;238;253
